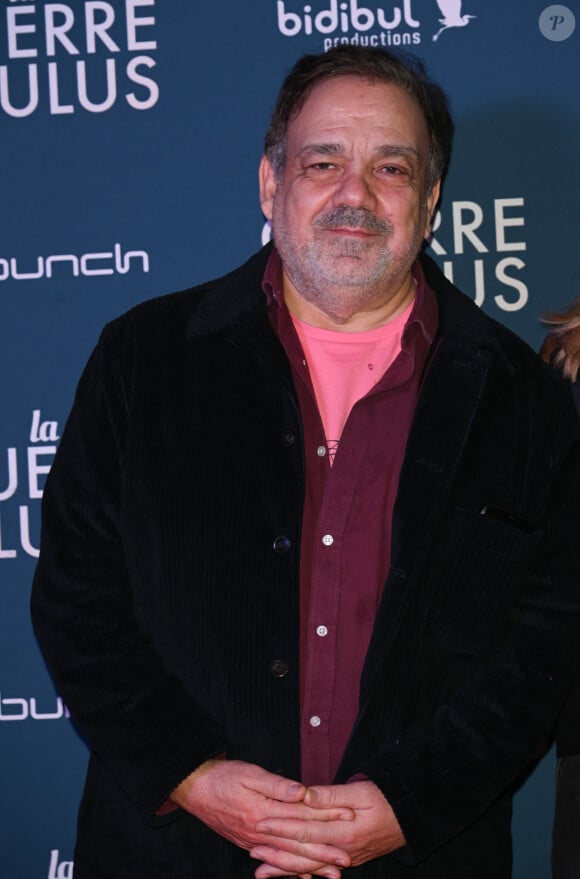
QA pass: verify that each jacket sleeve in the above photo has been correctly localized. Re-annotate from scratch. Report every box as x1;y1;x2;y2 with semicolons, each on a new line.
30;322;228;819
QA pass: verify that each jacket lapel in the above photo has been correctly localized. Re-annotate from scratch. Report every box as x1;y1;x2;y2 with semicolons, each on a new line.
185;244;297;391
361;334;493;693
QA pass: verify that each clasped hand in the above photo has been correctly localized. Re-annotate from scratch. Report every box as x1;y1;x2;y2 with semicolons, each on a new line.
171;759;405;879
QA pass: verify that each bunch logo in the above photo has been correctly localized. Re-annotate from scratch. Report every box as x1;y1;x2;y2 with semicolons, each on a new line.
432;0;476;42
0;692;70;721
48;849;74;879
275;0;478;50
0;242;150;282
428;196;529;312
0;409;59;559
0;0;159;117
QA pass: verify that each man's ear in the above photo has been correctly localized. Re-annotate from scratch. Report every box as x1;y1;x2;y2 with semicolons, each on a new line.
424;178;441;239
259;155;277;221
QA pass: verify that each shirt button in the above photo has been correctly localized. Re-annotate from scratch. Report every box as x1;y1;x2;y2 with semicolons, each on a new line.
317;445;327;457
322;534;334;546
316;625;328;637
271;659;289;678
273;536;291;553
309;715;321;728
282;431;295;446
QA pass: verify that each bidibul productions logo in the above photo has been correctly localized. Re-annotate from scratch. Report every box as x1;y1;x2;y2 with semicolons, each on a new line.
275;0;478;50
0;0;159;117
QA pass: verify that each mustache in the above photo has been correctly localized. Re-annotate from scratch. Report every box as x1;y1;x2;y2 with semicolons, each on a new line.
314;206;392;235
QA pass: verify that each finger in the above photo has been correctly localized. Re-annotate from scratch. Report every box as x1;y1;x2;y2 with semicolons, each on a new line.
304;786;342;809
304;782;370;810
251;845;343;879
255;867;316;879
252;829;351;865
260;801;354;823
254;868;323;879
246;767;306;804
256;816;354;849
255;867;333;879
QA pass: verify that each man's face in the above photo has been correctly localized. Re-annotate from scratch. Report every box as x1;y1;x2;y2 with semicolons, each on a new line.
260;76;441;323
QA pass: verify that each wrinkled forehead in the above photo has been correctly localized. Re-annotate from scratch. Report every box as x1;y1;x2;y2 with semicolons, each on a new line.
287;75;431;157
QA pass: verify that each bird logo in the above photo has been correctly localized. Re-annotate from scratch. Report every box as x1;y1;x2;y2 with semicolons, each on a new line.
432;0;476;42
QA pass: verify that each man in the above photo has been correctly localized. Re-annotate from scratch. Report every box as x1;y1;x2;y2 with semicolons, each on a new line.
31;47;580;879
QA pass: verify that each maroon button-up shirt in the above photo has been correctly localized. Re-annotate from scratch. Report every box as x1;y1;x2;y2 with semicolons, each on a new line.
263;250;438;785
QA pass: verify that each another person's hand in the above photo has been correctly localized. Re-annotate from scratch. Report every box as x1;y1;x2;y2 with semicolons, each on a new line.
171;759;354;878
540;306;580;382
250;779;405;878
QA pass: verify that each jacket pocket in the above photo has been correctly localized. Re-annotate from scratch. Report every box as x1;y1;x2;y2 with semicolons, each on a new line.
421;504;536;652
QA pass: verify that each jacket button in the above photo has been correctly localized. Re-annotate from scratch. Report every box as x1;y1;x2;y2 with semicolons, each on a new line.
282;431;295;446
271;659;289;677
273;536;291;553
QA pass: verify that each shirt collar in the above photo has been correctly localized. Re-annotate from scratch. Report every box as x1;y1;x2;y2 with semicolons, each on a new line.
262;246;438;345
262;246;284;308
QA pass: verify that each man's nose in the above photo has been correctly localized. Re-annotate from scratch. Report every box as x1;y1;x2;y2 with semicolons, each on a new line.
332;168;378;212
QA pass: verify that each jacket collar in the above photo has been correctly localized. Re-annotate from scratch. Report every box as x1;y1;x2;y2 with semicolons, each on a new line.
184;245;273;340
185;244;516;368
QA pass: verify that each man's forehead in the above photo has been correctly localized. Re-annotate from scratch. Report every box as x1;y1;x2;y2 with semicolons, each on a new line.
286;76;429;153
290;76;423;124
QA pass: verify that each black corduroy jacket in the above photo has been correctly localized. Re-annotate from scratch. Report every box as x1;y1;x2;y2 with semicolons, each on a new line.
32;247;580;878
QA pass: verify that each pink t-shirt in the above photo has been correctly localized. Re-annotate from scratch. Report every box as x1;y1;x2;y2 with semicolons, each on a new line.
291;301;413;463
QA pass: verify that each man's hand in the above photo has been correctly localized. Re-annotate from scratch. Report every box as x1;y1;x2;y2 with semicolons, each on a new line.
171;759;353;878
250;780;405;878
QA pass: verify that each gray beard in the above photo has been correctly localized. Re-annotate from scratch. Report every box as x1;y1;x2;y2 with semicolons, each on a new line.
273;203;420;323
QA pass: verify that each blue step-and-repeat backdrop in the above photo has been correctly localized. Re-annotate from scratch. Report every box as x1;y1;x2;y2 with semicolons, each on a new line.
1;2;579;876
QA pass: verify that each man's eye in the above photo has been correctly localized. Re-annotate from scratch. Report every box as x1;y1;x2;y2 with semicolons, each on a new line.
380;165;404;175
309;162;336;170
